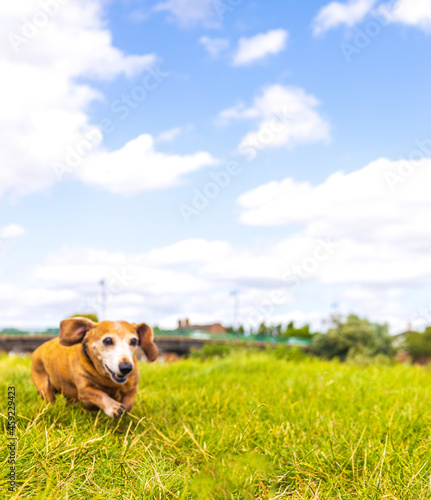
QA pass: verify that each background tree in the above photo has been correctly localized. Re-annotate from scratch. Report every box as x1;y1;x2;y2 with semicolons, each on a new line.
279;322;313;339
257;322;269;337
405;327;431;362
311;314;393;360
227;324;246;335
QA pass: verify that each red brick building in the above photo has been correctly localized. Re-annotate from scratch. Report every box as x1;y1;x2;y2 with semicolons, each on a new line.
177;319;227;334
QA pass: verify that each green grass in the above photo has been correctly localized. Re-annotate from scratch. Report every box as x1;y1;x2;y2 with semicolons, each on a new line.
1;351;431;499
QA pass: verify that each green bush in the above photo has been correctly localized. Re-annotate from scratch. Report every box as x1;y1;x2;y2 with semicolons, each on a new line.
405;328;431;362
312;314;394;361
279;321;313;339
189;343;231;360
251;321;314;339
266;345;310;362
346;348;394;366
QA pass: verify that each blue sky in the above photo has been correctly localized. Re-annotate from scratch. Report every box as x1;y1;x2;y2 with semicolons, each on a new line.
1;0;431;332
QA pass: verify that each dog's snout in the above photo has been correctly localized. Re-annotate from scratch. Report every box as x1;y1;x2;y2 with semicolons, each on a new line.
119;362;133;376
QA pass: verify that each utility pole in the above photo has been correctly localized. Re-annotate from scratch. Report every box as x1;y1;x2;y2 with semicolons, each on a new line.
230;289;240;330
99;279;107;321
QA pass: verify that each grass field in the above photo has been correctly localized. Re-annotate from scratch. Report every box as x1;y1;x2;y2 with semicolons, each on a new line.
1;350;431;499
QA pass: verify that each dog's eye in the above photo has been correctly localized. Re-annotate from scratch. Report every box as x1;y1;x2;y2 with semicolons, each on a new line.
130;338;138;346
103;337;114;346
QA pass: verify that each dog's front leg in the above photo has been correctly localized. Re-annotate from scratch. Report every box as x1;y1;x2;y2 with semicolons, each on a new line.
120;387;138;413
78;386;126;419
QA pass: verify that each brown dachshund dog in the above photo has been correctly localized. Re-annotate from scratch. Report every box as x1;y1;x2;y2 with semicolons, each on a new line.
31;317;158;418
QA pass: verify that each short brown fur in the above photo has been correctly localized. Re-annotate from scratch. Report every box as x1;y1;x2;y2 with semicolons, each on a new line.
31;318;158;418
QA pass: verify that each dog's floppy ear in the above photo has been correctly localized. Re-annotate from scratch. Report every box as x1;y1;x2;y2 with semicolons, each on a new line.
59;317;96;346
135;323;158;362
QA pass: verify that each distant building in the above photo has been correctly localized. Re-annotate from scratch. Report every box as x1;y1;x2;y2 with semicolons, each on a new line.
177;318;227;334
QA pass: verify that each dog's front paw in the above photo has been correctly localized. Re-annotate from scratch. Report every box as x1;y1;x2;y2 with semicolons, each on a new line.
105;401;126;419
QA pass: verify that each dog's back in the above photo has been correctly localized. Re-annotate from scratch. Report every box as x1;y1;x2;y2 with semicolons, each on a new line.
31;338;80;402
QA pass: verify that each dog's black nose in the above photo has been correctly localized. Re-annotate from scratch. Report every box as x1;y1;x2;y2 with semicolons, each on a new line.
118;362;133;376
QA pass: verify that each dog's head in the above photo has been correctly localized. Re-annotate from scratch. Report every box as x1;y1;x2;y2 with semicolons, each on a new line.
59;318;158;384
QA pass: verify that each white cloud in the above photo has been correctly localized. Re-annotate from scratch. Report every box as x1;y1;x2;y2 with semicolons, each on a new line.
319;239;431;287
312;0;378;35
0;224;26;256
201;235;324;288
199;36;230;57
19;239;317;330
232;29;288;66
0;282;79;328
0;0;156;199
155;127;184;143
144;239;231;266
198;231;431;331
237;156;431;288
14;241;233;327
237;157;431;242
388;0;431;32
219;85;330;154
217;102;260;123
0;232;427;333
31;240;231;292
313;0;431;35
77;134;218;195
0;224;26;240
154;0;219;27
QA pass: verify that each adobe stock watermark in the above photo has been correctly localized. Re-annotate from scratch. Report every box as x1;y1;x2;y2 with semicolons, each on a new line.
52;128;103;181
245;238;342;328
7;386;17;493
179;161;241;223
179;109;293;223
238;110;295;162
384;135;431;192
212;0;244;21
340;7;391;63
52;65;169;181
8;0;71;53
